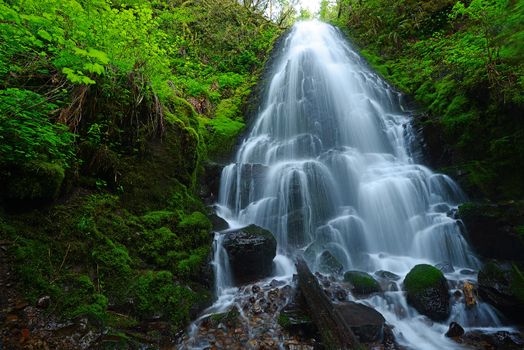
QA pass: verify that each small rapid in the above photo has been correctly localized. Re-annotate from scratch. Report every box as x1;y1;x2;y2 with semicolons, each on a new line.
182;21;517;350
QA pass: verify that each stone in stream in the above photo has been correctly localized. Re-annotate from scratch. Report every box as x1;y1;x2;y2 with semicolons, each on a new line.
403;264;450;321
445;322;465;338
344;270;382;296
222;224;277;285
374;270;401;281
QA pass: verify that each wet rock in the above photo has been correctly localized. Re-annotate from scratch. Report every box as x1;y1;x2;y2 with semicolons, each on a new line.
223;224;277;285
286;209;308;249
445;322;465;337
333;302;386;343
344;270;381;296
478;260;524;321
435;262;455;274
460;269;476;275
270;279;285;288
208;212;229;232
201;307;240;329
252;285;261;294
375;270;401;281
333;287;348;301
382;324;402;350
458;201;524;261
403;264;450;321
318;250;343;275
462;330;524;350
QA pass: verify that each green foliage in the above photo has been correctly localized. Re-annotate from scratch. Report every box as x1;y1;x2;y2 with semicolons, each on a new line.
0;0;281;340
404;264;445;294
0;89;74;166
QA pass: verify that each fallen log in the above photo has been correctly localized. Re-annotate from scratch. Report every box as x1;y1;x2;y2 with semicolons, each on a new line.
296;258;361;349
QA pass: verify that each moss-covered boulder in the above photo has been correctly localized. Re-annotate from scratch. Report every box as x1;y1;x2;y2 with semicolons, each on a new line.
222;224;277;285
458;201;524;261
344;271;381;296
403;264;450;321
2;161;65;202
478;260;524;322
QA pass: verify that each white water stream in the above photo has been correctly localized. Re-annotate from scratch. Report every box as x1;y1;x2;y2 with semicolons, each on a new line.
191;21;515;350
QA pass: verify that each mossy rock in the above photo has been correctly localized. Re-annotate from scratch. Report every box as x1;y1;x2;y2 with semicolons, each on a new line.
403;264;450;321
344;271;381;296
3;160;65;202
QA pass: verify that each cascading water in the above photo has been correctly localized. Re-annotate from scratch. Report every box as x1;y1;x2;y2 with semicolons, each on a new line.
185;21;518;350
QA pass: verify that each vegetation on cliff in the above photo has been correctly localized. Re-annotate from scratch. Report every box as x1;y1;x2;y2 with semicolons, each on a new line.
0;0;282;345
322;0;524;200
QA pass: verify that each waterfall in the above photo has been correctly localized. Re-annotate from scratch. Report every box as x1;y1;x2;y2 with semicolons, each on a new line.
202;21;511;350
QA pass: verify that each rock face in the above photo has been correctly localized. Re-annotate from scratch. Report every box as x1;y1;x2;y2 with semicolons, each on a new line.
222;224;277;285
403;264;450;321
344;271;381;296
478;260;524;322
458;202;524;261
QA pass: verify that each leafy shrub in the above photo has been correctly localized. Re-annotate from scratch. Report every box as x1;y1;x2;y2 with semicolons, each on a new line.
0;89;74;166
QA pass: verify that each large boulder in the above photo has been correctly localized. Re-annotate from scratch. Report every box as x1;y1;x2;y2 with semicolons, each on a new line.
344;271;381;296
403;264;450;321
458;202;524;261
222;224;277;285
478;260;524;322
335;302;386;343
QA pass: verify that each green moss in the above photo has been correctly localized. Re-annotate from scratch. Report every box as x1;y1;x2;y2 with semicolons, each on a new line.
344;271;381;295
178;211;211;231
404;264;445;294
140;210;176;227
4;160;65;201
